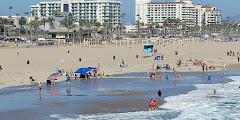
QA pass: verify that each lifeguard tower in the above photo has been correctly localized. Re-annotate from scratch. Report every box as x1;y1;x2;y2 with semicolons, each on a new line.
143;44;154;56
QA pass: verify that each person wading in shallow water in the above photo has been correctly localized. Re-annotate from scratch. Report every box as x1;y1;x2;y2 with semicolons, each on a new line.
158;90;162;98
207;74;212;84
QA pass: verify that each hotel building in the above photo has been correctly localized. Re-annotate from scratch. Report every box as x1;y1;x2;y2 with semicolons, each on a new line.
30;0;122;25
135;0;222;26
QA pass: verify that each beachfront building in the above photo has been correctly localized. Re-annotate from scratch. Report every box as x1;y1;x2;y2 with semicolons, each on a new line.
135;0;222;26
30;0;122;26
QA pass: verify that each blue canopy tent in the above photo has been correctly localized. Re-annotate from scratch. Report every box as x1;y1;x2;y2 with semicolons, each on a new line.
74;67;97;78
75;67;97;74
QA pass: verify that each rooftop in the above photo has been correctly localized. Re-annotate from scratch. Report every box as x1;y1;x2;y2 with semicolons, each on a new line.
201;4;215;8
147;2;185;4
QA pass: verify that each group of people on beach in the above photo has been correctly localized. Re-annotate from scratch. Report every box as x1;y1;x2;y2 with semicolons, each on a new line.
149;98;157;111
227;51;240;63
149;90;162;111
120;58;129;72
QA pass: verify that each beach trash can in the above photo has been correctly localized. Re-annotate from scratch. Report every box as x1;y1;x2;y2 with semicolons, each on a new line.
27;60;29;64
17;52;19;55
79;58;81;61
113;56;115;59
68;50;70;53
136;55;138;58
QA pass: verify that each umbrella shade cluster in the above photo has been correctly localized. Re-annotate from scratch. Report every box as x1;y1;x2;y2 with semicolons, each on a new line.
74;67;97;74
48;73;60;80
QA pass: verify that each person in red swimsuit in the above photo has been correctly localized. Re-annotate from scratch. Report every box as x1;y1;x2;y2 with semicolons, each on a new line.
152;98;157;110
149;99;153;111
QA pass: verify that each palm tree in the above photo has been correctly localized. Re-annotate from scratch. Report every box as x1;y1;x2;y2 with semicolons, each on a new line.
102;20;108;39
9;6;13;18
47;17;55;29
78;27;83;47
16;13;20;20
41;18;47;37
24;12;29;17
119;13;126;36
15;13;20;36
0;17;9;39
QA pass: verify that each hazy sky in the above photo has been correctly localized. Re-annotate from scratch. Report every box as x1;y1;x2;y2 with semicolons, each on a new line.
0;0;239;23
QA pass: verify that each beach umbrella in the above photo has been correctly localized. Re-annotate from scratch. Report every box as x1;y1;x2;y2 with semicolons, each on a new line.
48;73;60;80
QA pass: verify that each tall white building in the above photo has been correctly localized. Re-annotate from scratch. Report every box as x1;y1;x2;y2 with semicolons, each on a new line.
135;0;222;26
30;0;122;25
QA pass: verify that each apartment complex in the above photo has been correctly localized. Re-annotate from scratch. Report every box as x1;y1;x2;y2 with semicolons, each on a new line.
135;0;222;26
30;0;121;25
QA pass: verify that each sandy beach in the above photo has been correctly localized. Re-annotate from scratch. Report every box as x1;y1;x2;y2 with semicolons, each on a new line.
1;40;240;89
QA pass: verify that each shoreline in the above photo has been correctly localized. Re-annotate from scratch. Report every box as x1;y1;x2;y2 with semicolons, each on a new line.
0;70;236;119
1;41;240;90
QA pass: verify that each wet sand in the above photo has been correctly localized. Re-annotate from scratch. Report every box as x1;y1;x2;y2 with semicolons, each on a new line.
98;90;148;96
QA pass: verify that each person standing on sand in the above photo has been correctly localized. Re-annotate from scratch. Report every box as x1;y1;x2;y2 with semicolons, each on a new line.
238;54;240;62
0;65;2;71
202;64;205;72
223;64;226;69
98;63;100;70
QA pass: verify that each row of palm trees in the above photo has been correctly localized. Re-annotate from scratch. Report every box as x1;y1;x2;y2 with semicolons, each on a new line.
135;16;240;38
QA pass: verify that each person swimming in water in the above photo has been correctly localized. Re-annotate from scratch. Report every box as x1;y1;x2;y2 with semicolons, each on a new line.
178;73;181;79
166;75;169;80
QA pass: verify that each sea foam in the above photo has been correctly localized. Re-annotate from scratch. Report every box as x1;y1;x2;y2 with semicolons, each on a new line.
50;76;240;120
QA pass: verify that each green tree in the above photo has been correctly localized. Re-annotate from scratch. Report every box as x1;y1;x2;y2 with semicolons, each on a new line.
9;6;13;18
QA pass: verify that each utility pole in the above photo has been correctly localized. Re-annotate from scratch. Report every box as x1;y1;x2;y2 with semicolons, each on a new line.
4;25;6;40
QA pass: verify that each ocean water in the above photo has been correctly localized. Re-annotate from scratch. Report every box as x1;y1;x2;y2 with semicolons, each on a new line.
50;76;240;120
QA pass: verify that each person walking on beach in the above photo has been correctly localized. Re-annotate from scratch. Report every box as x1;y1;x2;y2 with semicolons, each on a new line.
207;74;212;84
0;65;2;71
